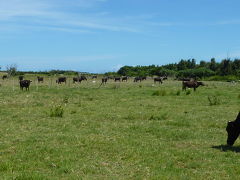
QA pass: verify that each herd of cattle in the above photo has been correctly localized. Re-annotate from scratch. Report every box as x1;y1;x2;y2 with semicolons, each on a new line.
1;74;205;91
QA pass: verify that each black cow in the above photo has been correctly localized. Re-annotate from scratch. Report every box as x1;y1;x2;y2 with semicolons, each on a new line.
154;77;163;84
56;77;67;84
2;75;7;80
182;81;204;91
141;76;147;81
102;77;108;84
122;76;128;82
73;77;80;83
114;77;121;82
92;75;97;79
134;77;142;82
73;76;87;83
19;76;24;81
80;75;87;81
226;112;240;146
37;76;44;83
20;80;32;91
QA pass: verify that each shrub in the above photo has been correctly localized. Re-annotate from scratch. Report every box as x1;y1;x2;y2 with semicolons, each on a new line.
208;95;220;106
50;105;64;117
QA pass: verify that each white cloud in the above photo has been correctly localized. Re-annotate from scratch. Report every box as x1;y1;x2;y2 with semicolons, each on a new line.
0;0;141;33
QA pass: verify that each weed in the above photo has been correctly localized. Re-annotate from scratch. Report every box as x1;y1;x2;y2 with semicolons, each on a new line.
152;90;167;96
149;113;168;120
50;105;64;117
186;90;191;95
176;90;181;96
208;95;220;106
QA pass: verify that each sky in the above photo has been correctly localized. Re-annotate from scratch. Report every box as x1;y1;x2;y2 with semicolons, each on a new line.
0;0;240;73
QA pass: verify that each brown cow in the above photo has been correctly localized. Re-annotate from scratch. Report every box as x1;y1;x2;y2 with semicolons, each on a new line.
37;76;44;83
182;81;204;91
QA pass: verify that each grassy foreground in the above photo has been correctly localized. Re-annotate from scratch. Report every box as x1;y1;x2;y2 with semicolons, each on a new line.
0;77;240;179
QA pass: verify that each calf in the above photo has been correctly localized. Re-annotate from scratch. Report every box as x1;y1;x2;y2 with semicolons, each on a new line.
20;80;32;91
154;77;163;84
226;112;240;146
182;81;204;91
56;77;67;84
102;77;108;84
37;76;44;83
2;75;7;80
122;76;128;82
114;77;121;82
134;77;142;82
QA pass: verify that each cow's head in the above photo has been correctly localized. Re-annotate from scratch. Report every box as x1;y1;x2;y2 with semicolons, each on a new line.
226;121;240;146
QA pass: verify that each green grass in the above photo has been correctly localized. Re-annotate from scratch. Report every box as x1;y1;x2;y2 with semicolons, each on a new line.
0;76;240;179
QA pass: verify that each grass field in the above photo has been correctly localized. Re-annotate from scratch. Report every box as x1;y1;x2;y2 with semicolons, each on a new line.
0;76;240;179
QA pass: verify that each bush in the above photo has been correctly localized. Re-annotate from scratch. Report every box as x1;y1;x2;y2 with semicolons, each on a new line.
208;95;220;106
50;105;64;117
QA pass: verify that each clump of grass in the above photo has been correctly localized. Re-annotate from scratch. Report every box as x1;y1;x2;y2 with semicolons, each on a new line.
176;90;181;96
139;85;143;88
186;90;191;95
149;113;168;120
152;90;167;96
62;96;69;104
50;105;64;117
70;110;77;114
208;95;220;106
112;84;120;89
238;94;240;99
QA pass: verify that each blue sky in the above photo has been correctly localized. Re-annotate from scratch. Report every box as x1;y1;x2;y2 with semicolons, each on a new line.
0;0;240;73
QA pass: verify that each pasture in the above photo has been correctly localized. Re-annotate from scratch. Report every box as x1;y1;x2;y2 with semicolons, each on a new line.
0;76;240;179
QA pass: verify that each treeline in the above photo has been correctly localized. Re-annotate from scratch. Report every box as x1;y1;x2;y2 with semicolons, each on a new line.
116;58;240;80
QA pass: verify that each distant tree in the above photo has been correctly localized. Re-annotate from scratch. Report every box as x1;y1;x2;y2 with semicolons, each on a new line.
6;64;17;76
219;59;232;76
209;58;218;72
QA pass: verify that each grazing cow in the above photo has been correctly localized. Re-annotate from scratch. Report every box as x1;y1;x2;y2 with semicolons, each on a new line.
73;76;87;83
2;75;7;80
37;76;44;83
20;80;32;91
19;76;24;81
73;77;80;83
92;75;97;79
154;77;163;84
80;75;87;81
114;77;121;82
134;77;142;82
122;76;128;82
182;81;204;91
56;77;67;84
226;112;240;146
141;76;147;81
102;77;108;84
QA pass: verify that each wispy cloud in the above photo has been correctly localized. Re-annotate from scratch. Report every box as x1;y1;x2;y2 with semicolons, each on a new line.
0;0;141;33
